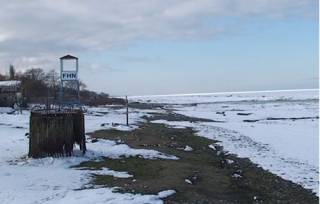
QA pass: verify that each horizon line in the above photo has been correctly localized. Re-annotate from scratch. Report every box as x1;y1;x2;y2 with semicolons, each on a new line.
127;88;319;98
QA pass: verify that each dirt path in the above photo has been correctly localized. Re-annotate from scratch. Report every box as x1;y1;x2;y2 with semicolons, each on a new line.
76;110;318;204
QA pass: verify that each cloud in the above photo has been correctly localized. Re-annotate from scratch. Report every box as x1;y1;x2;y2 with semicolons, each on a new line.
0;0;317;72
87;62;124;73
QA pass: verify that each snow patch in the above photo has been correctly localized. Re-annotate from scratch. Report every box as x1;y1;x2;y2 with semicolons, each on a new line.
86;139;178;160
45;187;175;204
184;179;192;184
208;144;216;151
89;167;133;178
157;190;176;198
183;145;193;152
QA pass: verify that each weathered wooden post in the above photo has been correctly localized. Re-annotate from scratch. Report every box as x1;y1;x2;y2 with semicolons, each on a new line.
29;110;86;158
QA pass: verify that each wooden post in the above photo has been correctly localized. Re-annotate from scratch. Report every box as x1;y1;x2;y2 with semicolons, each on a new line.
126;96;129;126
29;110;86;158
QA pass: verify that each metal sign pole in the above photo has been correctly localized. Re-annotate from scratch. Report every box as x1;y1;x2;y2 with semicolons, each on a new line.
76;58;80;104
126;96;129;126
59;58;63;105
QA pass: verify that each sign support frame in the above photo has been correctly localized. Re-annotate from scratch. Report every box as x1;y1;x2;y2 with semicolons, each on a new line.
59;55;80;105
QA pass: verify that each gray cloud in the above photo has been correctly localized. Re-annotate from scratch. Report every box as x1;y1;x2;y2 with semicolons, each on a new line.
0;0;317;72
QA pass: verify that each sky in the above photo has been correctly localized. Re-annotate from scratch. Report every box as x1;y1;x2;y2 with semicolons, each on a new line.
0;0;318;96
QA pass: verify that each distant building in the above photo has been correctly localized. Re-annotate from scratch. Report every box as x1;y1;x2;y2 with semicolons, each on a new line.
0;80;21;107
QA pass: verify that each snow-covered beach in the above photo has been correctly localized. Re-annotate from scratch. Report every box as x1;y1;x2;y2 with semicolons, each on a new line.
0;89;318;203
0;107;176;204
131;89;319;194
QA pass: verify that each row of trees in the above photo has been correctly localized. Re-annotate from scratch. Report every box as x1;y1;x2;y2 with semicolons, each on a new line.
0;65;125;106
1;66;83;101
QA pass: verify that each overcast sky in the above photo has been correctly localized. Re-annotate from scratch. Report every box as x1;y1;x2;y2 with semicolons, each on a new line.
0;0;318;95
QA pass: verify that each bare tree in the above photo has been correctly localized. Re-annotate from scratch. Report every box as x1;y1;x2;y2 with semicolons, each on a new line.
45;70;59;87
24;68;46;81
64;80;87;90
9;64;15;80
45;69;59;101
